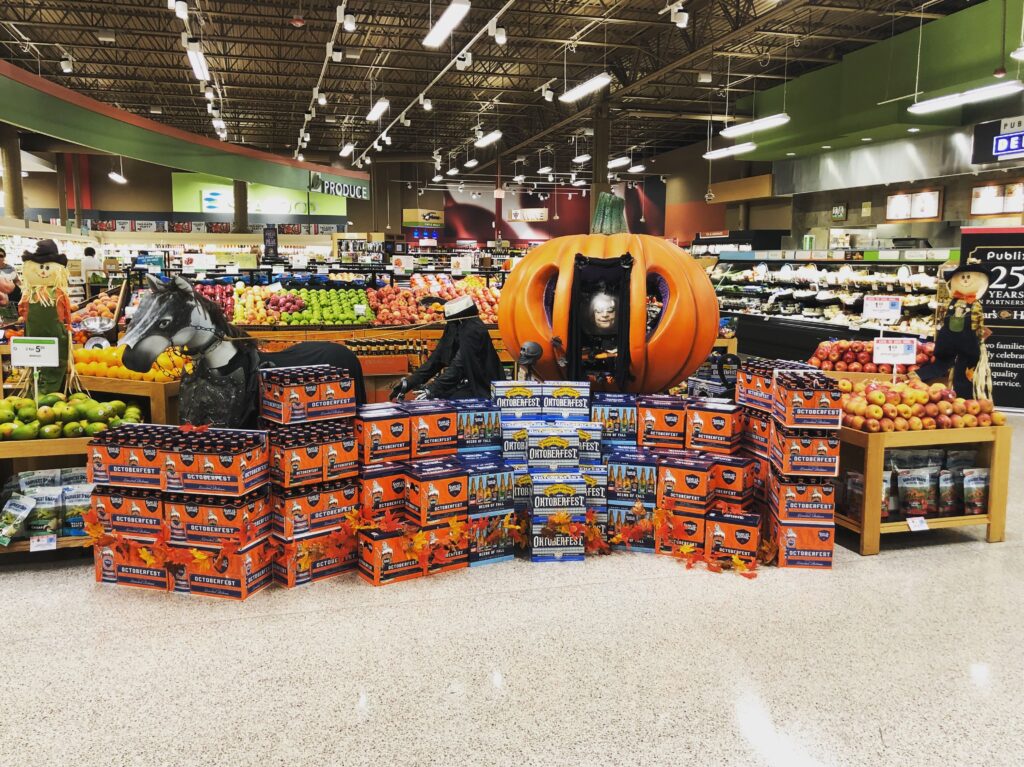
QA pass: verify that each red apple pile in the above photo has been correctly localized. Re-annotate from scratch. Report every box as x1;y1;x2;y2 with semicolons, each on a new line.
807;338;935;374
194;282;236;317
836;378;1006;432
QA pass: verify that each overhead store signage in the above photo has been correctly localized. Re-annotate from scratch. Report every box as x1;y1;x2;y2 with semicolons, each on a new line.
402;208;444;228
973;115;1024;164
508;208;548;222
308;172;370;200
885;190;941;221
960;227;1024;409
970;183;1024;216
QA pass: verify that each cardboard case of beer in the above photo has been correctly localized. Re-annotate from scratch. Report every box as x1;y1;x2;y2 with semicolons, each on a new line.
529;473;587;562
259;365;356;424
161;436;269;496
655;510;706;557
591;393;638;448
541;381;592;420
769;421;840;477
272;528;358;587
268;424;358;488
491;381;543;418
359;461;407;522
87;441;162;490
421;516;470;575
91;485;163;539
355;404;411;464
400;400;458;459
271;479;359;540
581;464;608;535
739;448;770;500
357;528;423;586
527;428;581;470
530;516;585;562
741;407;772;457
500;418;548;462
573;421;603;465
636;394;688;450
469;509;514;566
456;398;502;455
656;456;714;512
711;454;756;506
768;472;836;522
768;512;834;569
686;399;742;454
772;375;843;429
163;487;271;546
170;536;275;600
405;461;468;526
606;502;656;552
704;507;761;563
94;535;169;590
605;448;659;507
460;457;515;515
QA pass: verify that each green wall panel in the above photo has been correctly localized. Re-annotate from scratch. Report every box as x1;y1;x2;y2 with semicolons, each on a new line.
171;172;347;216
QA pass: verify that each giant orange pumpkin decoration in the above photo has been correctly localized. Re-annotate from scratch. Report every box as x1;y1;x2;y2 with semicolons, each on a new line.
498;233;718;393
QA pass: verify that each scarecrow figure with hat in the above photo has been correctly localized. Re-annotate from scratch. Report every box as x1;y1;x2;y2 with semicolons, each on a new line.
18;239;72;394
915;262;993;400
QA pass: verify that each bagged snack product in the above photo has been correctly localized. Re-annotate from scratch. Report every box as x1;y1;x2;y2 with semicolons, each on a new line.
881;471;893;520
60;467;89;485
0;494;35;545
18;469;62;492
944;449;978;473
844;471;865;522
61;483;95;536
25;487;62;537
937;470;962;517
897;468;937;517
962;468;990;515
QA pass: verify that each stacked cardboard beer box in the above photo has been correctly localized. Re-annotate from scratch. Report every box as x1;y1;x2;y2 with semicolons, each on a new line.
738;357;840;569
88;423;273;599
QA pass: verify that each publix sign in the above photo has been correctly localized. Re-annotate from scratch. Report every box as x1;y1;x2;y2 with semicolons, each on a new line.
308;172;370;200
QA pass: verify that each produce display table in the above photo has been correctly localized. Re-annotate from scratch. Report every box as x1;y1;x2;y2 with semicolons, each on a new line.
0;436;94;556
77;376;180;424
835;426;1010;555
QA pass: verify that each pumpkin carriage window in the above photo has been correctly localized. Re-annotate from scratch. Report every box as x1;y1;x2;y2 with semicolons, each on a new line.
566;254;633;387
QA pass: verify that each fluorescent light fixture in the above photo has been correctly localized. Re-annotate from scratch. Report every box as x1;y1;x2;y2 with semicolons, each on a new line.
559;71;612;103
364;156;371;164
671;8;689;28
513;174;526;183
907;79;1024;114
108;171;127;184
60;56;73;73
474;129;502;148
785;152;796;156
464;158;479;168
547;173;554;182
861;137;872;142
185;39;209;82
541;86;553;102
303;132;311;142
167;0;176;8
212;118;226;130
720;112;790;138
607;156;630;169
325;115;337;123
383;134;392;145
422;0;471;49
1012;45;1024;62
174;1;188;21
572;153;591;164
702;141;757;160
207;102;213;114
494;27;507;45
331;44;343;62
627;163;646;173
340;142;354;157
149;106;163;115
536;164;553;174
447;167;459;176
432;174;444;182
297;152;305;162
204;85;214;100
420;94;432;111
572;179;586;187
344;13;356;32
821;145;831;149
318;92;327;106
365;97;389;121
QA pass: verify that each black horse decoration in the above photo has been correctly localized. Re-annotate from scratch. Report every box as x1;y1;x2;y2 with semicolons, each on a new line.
120;275;365;427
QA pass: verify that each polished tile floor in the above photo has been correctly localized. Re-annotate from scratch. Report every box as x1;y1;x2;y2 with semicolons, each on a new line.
2;418;1022;767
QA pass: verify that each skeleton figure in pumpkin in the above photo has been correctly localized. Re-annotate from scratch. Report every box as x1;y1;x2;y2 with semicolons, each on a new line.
915;263;991;399
579;289;620;380
18;239;72;394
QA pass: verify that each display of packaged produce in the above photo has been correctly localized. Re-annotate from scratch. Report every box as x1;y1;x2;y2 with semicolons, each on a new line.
712;259;939;336
0;494;35;546
835;378;1007;432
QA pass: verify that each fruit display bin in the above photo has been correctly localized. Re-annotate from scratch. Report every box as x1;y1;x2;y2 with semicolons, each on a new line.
835;425;1010;555
77;376;181;425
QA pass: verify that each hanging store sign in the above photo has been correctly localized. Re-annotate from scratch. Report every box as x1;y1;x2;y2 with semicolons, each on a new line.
308;172;370;200
972;115;1024;164
508;208;548;222
402;208;444;228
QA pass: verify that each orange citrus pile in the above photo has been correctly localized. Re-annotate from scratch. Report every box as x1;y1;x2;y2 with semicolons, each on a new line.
73;346;191;382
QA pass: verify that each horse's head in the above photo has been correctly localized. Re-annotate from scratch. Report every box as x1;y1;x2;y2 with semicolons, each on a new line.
121;275;206;372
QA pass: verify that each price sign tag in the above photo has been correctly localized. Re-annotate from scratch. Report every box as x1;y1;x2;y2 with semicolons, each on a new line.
450;256;473;276
30;534;57;552
316;266;329;275
863;295;903;323
181;264;196;275
268;282;283;293
11;337;60;368
872;337;917;366
291;255;308;269
271;264;286;275
392;256;411;276
906;516;929;532
225;265;240;275
354;304;367;316
197;272;207;281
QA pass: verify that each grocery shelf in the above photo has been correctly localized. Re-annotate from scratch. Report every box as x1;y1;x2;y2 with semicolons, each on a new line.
0;535;92;554
836;425;1010;555
76;376;180;424
0;436;92;459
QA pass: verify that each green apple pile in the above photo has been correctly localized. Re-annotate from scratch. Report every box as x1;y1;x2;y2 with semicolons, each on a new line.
279;288;374;326
0;392;144;440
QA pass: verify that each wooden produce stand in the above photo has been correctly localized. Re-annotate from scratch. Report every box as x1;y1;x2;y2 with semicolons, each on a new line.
835;425;1010;555
0;436;94;556
713;337;738;355
76;376;180;424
